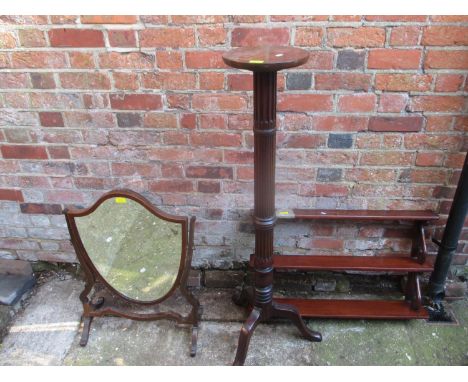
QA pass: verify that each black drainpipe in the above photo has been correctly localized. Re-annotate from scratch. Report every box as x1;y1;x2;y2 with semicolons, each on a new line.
427;151;468;316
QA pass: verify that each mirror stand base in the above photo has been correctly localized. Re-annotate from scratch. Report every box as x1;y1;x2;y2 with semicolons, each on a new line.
79;315;93;347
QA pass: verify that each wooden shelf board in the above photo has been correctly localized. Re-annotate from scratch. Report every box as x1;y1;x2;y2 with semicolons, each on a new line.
275;297;429;319
253;254;434;272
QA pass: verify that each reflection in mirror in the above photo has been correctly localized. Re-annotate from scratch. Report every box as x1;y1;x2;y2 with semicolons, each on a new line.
75;197;182;302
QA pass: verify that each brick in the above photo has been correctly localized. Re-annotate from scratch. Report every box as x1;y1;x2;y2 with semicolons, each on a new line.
49;29;104;47
99;52;154;69
108;30;137;47
160;72;196;90
345;168;396;182
116;113;142;127
416;152;445;167
0;73;29;89
110;94;162;110
445;153;466;169
20;203;62;215
314;116;367;132
302;51;334;70
12;52;67;68
227;73;253;91
328;134;353;149
360;152;414;166
410;96;465;113
317;168;342;182
299;184;349;197
47;146;70;159
231;27;289;47
199;72;225;90
149;180;193;193
186;166;233;179
140;28;195;47
368;49;422;69
197;181;220;193
171;16;226;24
190;132;241;147
404;134;461;150
378;94;408;113
454;116;468;132
404;169;447;184
295;27;323;46
336;50;365;70
422;26;468;46
271;15;327;22
315;73;371;91
185;51;226;69
156;51;182;69
198;26;227;46
192;94;247;111
30;73;55;89
375;74;432;92
180;113;196;129
143;113;178;128
80;15;137;24
50;15;78;24
167;94;190;109
68;52;95;69
59;72;110;90
39;112;64;127
282;134;325;149
338;94;376;113
200;114;227;130
0;189;24;202
425;50;468;70
0;31;16;48
431;16;468;22
328;27;386;47
368;117;424;133
434;74;464;92
113;72;139;90
139;16;169;24
18;29;47;47
286;73;312;90
277;94;333;112
390;26;421;46
1;145;48;160
364;16;427;22
111;163;158;177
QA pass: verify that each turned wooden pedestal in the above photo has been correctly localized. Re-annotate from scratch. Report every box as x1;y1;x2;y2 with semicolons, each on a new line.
223;46;322;366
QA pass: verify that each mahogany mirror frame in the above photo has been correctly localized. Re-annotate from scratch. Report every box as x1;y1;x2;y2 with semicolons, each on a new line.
64;189;200;357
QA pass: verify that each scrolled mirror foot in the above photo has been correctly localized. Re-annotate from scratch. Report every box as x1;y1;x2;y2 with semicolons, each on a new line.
79;316;93;347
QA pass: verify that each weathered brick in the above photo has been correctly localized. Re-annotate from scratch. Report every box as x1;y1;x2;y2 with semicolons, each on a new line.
425;50;468;70
360;152;415;166
328;27;386;47
227;73;253;91
328;134;353;149
192;94;247;111
199;72;225;90
0;189;24;202
416;152;445;167
295;27;323;46
390;26;421;46
422;26;468;46
313;116;367;132
12;52;67;68
0;73;29;89
409;96;465;113
108;30;137;47
198;26;227;46
59;72;111;90
434;74;464;92
197;181;220;193
190;132;241;147
99;52;154;69
0;31;16;48
113;72;139;90
364;16;427;22
231;27;290;47
286;73;312;90
30;73;56;89
49;29;105;47
1;145;48;160
315;73;371;91
149;180;193;193
80;15;137;24
338;94;376;113
336;50;366;70
143;113;178;128
375;74;432;92
110;94;162;110
368;117;424;133
368;49;422;69
140;28;195;47
116;113;142;127
186;166;233;179
185;50;226;69
39;112;64;127
18;29;47;47
302;51;334;70
317;168;342;182
378;94;408;113
156;50;183;69
278;94;333;112
282;134;325;149
20;203;63;214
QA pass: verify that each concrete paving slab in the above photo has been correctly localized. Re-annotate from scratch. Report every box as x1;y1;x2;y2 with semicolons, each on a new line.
0;275;467;366
0;278;82;365
0;274;35;305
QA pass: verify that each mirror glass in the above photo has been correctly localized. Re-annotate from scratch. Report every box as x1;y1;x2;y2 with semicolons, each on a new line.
75;197;183;302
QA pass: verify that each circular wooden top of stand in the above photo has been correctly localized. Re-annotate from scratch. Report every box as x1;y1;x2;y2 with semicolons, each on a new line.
222;46;309;72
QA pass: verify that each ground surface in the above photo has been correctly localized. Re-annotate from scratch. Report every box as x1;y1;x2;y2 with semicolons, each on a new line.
0;274;467;366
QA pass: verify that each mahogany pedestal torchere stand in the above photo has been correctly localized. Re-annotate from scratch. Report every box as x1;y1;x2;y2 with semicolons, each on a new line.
222;46;322;366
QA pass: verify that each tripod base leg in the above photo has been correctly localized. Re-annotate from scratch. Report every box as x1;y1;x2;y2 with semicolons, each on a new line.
232;308;262;366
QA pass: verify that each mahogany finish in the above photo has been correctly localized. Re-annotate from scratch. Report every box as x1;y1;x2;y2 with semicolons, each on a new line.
223;47;321;366
280;209;439;222
64;189;201;356
250;254;434;272
275;298;429;319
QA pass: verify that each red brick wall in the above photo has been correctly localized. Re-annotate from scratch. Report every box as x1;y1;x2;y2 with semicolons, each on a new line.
0;15;467;268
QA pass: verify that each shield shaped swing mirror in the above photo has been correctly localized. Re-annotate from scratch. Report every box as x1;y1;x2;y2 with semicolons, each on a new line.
64;189;200;357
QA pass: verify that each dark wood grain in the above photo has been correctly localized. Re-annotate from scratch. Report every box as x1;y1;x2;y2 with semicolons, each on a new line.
274;298;429;319
250;254;434;272
222;46;309;72
285;209;439;221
